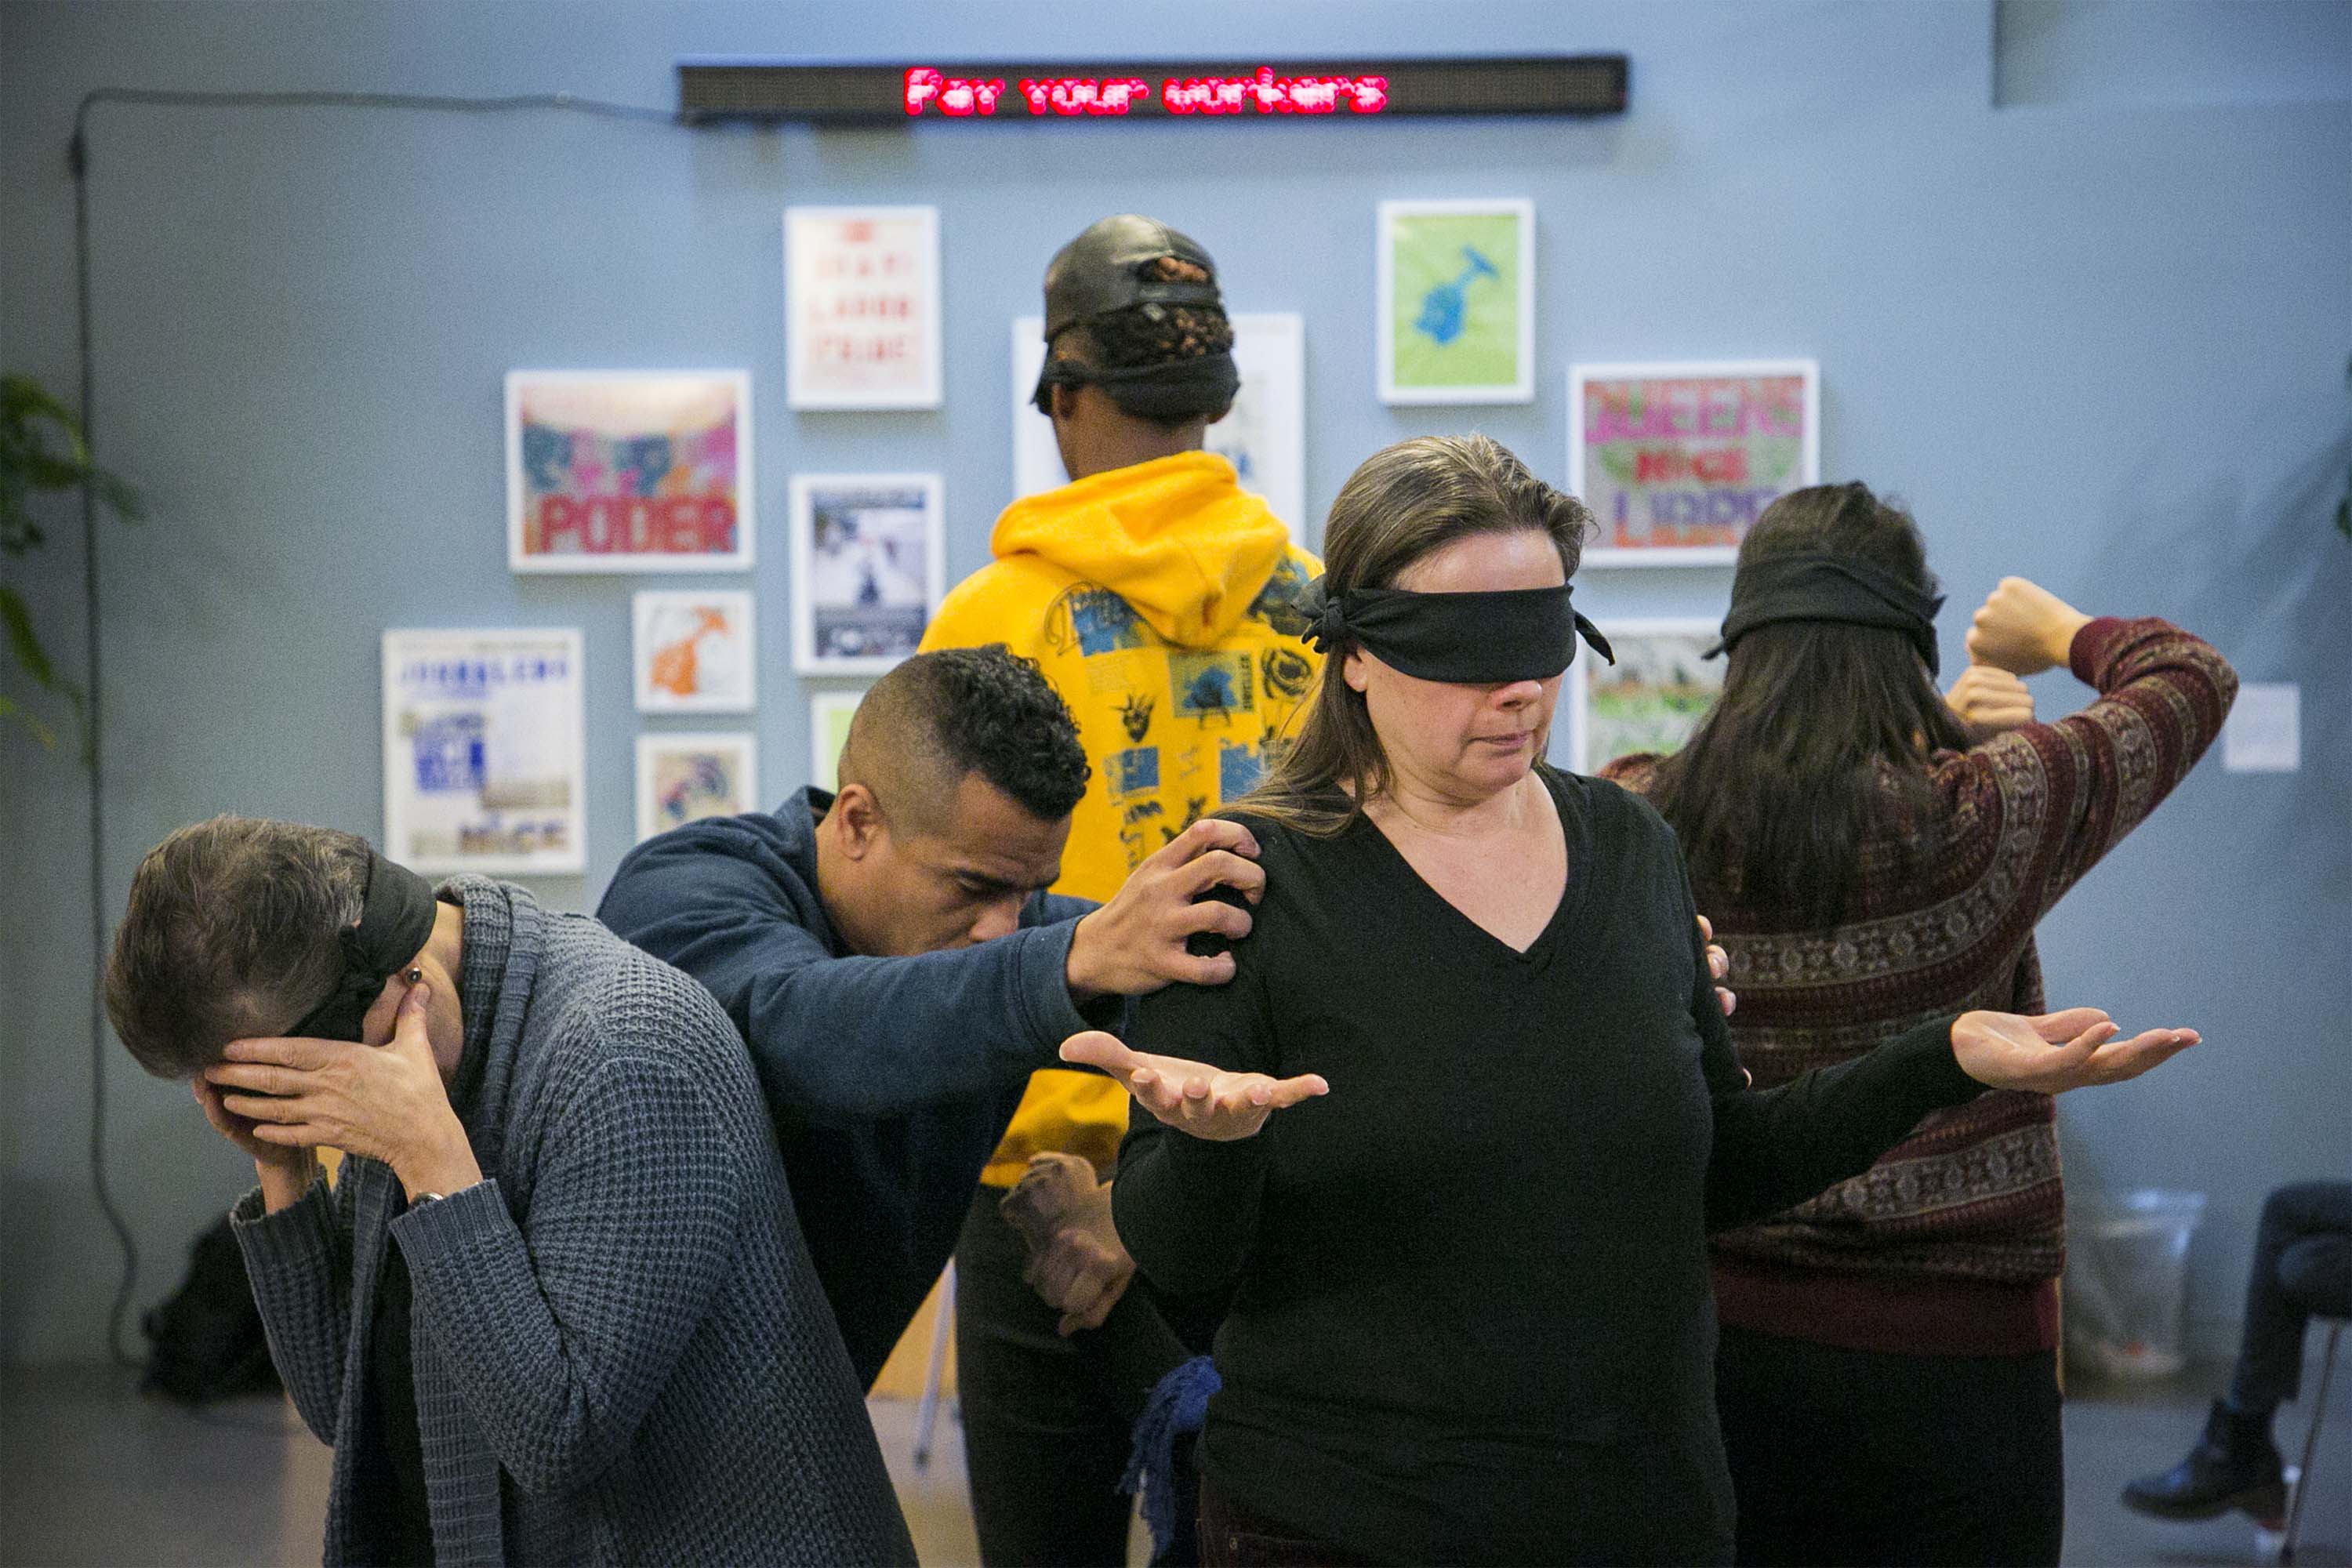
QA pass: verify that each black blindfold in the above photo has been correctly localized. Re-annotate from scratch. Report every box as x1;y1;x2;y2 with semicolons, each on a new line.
282;852;439;1042
1030;349;1242;422
1705;552;1945;675
1294;578;1613;685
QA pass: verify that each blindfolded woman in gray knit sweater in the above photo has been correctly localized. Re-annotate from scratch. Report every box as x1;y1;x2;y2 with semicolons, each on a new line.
106;815;916;1567
1062;434;2198;1567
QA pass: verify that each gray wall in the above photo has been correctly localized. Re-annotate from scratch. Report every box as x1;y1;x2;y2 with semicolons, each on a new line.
3;0;2346;1366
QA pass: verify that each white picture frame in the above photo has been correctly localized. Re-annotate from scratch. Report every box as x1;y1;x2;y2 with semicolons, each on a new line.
1569;358;1822;568
1555;618;1726;775
809;688;865;793
635;731;760;842
784;205;944;410
1011;311;1311;541
789;473;946;674
1376;198;1535;405
506;370;754;574
383;628;586;875
632;590;757;713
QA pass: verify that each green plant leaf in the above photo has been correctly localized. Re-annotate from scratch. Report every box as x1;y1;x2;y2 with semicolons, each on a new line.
0;369;146;543
16;452;89;492
1;582;58;689
2;375;80;425
0;372;129;757
0;691;60;750
0;499;41;556
0;376;91;465
93;470;145;523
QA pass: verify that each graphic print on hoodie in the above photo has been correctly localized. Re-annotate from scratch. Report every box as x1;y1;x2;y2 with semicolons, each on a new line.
920;449;1322;1180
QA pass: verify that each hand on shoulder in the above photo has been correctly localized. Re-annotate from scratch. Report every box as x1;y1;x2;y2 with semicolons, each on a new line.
1065;817;1265;998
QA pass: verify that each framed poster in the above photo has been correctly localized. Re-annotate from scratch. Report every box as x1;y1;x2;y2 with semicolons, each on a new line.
1570;359;1820;566
1011;312;1310;539
789;473;946;673
1377;198;1534;405
506;371;753;573
1557;619;1725;775
635;731;760;841
810;688;865;793
785;205;944;409
633;590;756;713
382;629;586;874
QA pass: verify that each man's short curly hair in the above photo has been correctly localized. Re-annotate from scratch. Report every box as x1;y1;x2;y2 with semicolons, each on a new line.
840;645;1090;827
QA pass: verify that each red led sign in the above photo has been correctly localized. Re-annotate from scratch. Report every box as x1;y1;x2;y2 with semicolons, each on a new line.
677;56;1630;125
902;67;1391;118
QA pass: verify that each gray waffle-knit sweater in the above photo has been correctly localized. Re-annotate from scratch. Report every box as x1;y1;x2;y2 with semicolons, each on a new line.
230;876;916;1566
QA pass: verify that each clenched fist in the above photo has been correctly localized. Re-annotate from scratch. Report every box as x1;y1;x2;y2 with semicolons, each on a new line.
1944;664;2037;743
1965;578;2093;677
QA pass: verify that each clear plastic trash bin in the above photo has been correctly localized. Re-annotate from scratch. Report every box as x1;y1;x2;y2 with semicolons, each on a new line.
2066;1189;2206;1378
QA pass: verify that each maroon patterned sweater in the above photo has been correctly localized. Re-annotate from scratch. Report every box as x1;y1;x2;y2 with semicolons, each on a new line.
1605;618;2237;1356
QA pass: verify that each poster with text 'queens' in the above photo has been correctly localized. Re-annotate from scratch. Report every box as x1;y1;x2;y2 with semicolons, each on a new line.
382;629;585;875
1570;360;1820;566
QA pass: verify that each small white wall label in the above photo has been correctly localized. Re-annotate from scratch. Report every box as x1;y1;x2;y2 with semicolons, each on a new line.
2223;683;2299;774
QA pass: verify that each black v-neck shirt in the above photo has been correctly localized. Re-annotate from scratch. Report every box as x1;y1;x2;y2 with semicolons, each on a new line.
1113;768;1981;1566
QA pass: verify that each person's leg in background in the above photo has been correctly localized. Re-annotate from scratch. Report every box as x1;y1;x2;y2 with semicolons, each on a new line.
2125;1179;2352;1523
2229;1182;2352;1418
956;1185;1134;1566
1715;1327;2063;1566
956;1183;1201;1566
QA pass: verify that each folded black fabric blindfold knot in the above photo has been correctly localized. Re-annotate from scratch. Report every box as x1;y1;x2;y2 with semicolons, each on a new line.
1705;551;1946;675
1294;577;1613;684
282;851;440;1042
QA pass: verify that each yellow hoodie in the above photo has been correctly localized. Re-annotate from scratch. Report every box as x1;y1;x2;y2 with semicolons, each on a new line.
920;451;1323;1184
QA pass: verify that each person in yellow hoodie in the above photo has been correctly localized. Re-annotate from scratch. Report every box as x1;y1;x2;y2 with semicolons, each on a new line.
919;216;1320;1568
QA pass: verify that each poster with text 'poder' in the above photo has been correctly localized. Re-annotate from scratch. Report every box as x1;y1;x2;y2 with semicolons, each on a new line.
506;372;753;572
383;629;585;874
1570;361;1820;566
786;205;944;409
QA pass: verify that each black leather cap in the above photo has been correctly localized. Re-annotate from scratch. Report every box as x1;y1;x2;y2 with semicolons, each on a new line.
1041;215;1223;343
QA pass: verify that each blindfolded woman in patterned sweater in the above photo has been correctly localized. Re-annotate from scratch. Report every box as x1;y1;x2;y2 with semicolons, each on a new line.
1605;481;2239;1566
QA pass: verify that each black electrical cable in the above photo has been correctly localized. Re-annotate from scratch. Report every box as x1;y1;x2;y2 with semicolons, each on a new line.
70;117;140;1372
67;83;691;1373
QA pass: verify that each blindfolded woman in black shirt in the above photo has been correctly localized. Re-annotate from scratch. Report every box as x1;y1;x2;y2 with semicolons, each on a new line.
1064;434;2197;1567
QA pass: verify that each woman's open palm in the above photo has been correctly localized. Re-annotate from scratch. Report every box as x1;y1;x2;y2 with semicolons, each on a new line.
1061;1030;1329;1141
1952;1007;2198;1094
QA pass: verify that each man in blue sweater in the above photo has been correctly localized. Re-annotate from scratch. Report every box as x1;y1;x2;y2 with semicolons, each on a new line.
598;644;1262;1385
